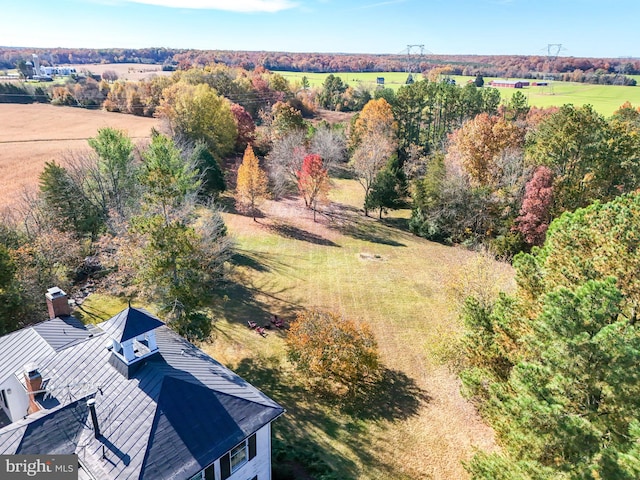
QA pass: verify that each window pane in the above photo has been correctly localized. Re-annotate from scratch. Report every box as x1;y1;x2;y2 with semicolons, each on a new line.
188;471;204;480
230;443;248;472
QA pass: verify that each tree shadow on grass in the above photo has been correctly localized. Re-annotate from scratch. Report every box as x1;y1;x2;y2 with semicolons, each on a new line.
326;212;406;247
321;202;407;247
233;357;425;479
212;280;301;330
230;250;272;272
215;194;266;220
340;367;431;421
233;356;360;480
380;215;411;232
267;221;340;247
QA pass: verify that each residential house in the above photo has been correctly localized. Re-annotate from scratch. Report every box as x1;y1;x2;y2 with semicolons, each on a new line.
0;287;284;480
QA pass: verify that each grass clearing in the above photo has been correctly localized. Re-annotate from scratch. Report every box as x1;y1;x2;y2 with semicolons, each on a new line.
210;182;514;478
81;178;513;478
196;180;514;478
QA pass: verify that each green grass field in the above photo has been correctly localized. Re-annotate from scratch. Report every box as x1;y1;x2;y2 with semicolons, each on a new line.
276;71;640;117
83;178;513;479
469;76;640;117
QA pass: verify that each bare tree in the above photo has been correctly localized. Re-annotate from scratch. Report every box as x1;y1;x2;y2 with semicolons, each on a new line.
310;125;346;174
266;130;308;198
351;132;395;215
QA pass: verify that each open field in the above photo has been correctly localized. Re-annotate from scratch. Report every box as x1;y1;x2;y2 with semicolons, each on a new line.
68;62;172;81
276;71;640;117
463;76;640;117
10;94;517;478
82;179;514;479
0;103;159;211
276;71;411;91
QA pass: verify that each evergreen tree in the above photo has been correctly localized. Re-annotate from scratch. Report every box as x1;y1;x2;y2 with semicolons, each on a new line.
190;142;226;199
365;158;405;219
39;161;103;237
463;192;640;479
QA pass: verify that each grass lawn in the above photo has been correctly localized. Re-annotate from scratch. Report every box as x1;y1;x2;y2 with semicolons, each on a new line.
470;77;640;117
82;178;514;479
275;71;412;91
275;70;640;117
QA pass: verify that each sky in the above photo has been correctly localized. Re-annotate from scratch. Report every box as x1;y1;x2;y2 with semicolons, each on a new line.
0;0;638;58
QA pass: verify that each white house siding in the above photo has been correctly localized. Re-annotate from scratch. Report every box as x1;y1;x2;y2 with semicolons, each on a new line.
214;423;273;480
0;375;30;422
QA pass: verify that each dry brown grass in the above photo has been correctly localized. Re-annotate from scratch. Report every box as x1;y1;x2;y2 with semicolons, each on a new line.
69;63;172;81
0;104;158;211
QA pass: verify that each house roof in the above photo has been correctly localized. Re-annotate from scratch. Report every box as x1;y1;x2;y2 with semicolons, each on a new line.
0;316;96;383
0;311;284;480
100;307;165;343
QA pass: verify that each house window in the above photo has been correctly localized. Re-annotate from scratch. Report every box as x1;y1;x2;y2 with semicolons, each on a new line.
220;433;257;480
230;442;247;472
0;390;7;409
188;471;204;480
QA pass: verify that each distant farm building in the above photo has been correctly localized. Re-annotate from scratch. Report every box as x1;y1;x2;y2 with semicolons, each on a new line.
40;66;77;76
531;81;549;86
489;80;530;88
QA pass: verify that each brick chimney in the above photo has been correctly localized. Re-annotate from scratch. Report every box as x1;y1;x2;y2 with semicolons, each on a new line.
24;363;42;415
46;287;71;319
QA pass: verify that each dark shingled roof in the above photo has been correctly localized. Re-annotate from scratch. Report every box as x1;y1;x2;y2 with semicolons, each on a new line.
0;310;284;480
139;376;282;480
16;400;89;455
100;307;164;342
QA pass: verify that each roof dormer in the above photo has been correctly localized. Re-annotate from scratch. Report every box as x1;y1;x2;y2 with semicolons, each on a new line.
102;307;164;378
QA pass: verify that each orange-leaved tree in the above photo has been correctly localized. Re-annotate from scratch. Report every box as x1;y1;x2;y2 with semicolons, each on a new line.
286;308;381;396
296;154;330;221
446;113;525;188
235;145;268;221
350;97;397;150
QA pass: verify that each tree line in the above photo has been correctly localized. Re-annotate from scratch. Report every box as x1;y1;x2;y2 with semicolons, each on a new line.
3;46;639;80
460;192;640;479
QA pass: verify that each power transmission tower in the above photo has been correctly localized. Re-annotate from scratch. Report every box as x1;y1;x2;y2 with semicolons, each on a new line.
542;43;565;95
405;44;425;84
546;43;563;61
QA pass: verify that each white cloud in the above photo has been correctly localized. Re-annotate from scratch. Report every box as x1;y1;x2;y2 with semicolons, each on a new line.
124;0;297;12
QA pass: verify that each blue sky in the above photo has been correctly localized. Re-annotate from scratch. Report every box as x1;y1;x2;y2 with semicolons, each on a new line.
1;0;638;58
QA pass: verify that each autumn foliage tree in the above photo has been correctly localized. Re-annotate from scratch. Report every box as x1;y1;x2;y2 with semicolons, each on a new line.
447;113;525;188
159;81;237;159
230;103;256;152
514;166;554;246
296;154;330;220
350;97;397;150
286;309;381;397
236;145;268;221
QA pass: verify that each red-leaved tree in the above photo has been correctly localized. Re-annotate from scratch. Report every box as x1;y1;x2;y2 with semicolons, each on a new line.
515;166;554;246
297;154;330;221
230;103;256;152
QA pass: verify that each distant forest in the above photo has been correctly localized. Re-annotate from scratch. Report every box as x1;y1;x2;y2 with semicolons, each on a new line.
1;46;639;81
